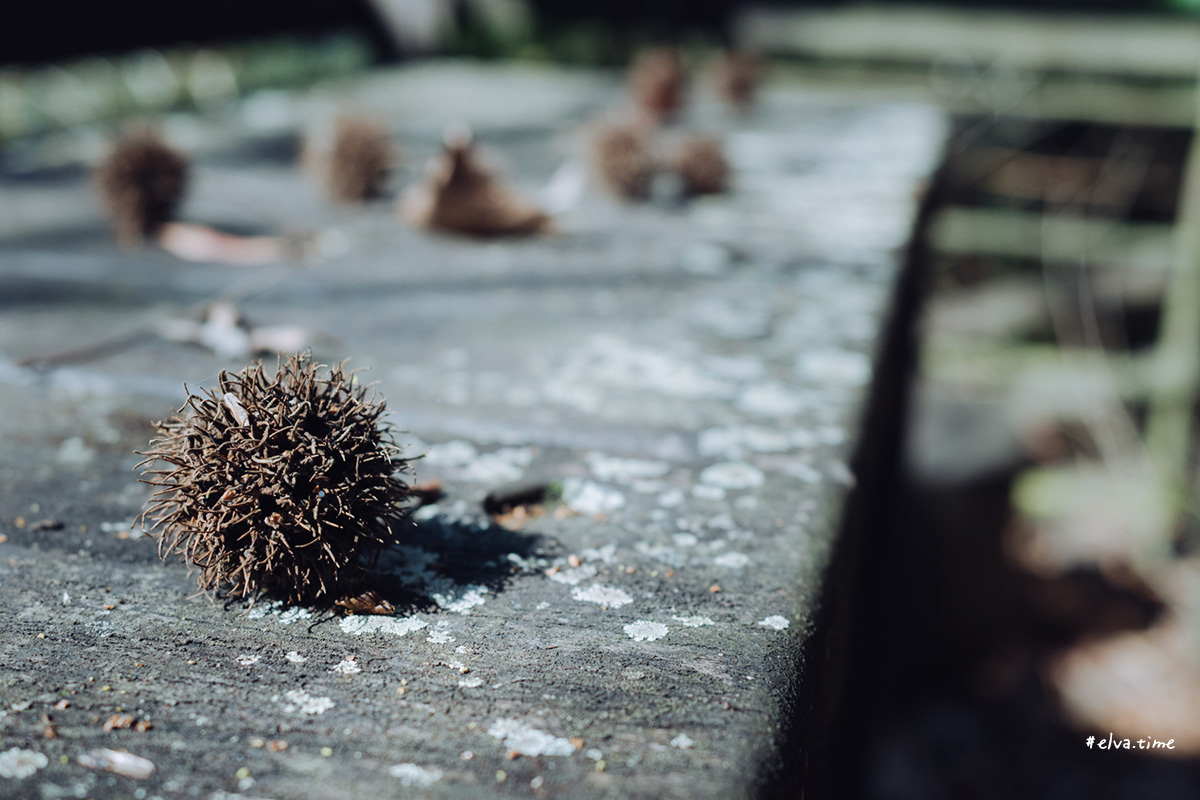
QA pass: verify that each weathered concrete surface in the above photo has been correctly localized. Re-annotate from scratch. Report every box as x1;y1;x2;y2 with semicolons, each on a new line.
0;62;945;799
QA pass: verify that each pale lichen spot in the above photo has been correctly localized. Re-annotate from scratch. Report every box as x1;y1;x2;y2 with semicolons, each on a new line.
331;656;362;675
758;615;790;631
486;719;578;757
624;620;669;641
340;616;428;637
280;689;334;715
388;763;444;787
562;479;625;515
571;584;633;608
0;748;48;779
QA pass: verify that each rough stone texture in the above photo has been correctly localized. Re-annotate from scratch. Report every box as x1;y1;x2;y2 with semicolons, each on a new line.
0;62;945;799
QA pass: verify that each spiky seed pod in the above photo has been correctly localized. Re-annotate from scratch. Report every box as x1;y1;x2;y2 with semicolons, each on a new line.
138;353;413;604
590;122;656;200
711;51;761;110
96;130;188;245
401;131;551;237
629;47;686;120
323;116;395;203
673;137;731;196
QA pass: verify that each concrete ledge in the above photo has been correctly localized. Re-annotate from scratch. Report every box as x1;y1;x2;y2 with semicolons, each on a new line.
0;64;945;799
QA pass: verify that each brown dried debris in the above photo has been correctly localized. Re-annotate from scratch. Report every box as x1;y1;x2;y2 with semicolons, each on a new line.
96;130;188;245
334;589;396;615
401;129;551;237
711;51;762;110
630;47;686;120
590;121;656;200
138;353;415;604
316;116;395;203
103;713;135;732
672;137;731;196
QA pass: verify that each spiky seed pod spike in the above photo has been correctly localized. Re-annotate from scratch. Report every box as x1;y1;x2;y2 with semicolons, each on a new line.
590;121;656;200
629;47;686;121
674;137;731;197
325;116;395;203
712;51;762;110
96;130;188;245
138;353;413;604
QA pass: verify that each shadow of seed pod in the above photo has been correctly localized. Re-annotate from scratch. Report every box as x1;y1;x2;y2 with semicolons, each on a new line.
711;51;762;111
313;116;395;203
96;130;188;246
590;121;656;201
629;47;686;121
673;137;731;197
137;353;414;604
400;127;552;237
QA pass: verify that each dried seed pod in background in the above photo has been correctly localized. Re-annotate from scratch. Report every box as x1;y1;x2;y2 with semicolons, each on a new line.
317;116;395;203
401;128;551;237
711;51;762;111
629;47;686;121
672;137;731;197
96;130;188;245
138;353;414;604
590;121;656;200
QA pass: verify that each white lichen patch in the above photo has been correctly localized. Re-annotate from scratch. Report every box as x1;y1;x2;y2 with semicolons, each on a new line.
672;615;715;627
571;584;633;608
758;615;790;631
331;657;361;675
278;607;312;625
624;621;669;641
236;655;260;666
0;747;48;779
245;601;311;626
487;719;578;757
547;563;597;585
561;479;625;515
713;552;751;569
458;677;484;688
433;585;488;614
427;624;455;645
388;763;444;787
280;690;334;715
700;462;765;490
339;615;428;637
796;348;871;386
585;453;670;484
285;651;306;664
671;733;696;749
